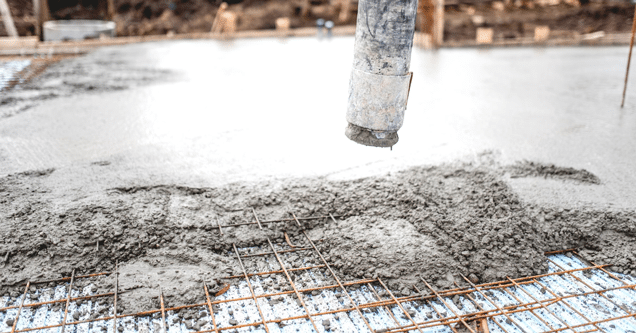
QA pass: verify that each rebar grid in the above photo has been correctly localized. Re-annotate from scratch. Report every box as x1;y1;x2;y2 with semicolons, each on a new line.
2;213;636;333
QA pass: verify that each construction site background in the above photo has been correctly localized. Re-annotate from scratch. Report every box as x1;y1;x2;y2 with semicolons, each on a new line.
1;0;635;42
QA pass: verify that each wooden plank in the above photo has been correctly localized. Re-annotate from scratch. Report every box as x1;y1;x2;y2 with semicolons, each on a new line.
0;0;18;37
434;0;444;46
107;0;115;20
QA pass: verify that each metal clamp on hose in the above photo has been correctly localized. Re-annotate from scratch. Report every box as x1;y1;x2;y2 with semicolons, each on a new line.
344;0;418;148
347;68;413;132
346;69;413;147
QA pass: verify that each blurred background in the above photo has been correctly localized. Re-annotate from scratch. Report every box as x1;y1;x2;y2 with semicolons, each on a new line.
1;0;635;43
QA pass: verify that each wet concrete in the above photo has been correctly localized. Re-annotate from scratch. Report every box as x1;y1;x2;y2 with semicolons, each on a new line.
1;38;636;316
0;38;635;210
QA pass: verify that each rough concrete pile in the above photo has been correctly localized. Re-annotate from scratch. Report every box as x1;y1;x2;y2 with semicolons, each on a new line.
1;154;634;313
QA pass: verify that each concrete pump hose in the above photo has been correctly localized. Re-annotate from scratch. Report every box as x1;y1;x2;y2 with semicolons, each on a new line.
345;0;418;147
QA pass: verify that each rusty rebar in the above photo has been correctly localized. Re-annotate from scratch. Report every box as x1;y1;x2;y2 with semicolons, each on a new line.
266;238;320;332
160;290;167;333
213;214;337;228
548;257;636;321
302;227;377;333
232;243;271;333
113;261;119;333
378;278;425;333
291;212;304;228
532;279;607;333
251;208;264;230
0;292;117;312
60;270;76;333
7;214;636;333
366;283;403;331
499;283;556;331
203;282;219;333
24;271;111;286
411;284;461;333
622;3;636;108
447;283;510;333
284;232;297;248
9;281;30;333
460;273;529;333
504;277;577;333
215;216;224;235
237;246;312;259
7;275;636;333
420;278;476;333
226;263;326;279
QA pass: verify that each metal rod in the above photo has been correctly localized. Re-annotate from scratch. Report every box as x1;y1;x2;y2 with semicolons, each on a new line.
499;283;557;331
504;278;577;333
237;247;312;259
548;257;636;320
212;215;336;228
445;283;510;333
377;278;425;333
8;277;636;333
411;284;461;333
113;261;119;333
226;264;326;279
622;3;636;108
23;271;112;286
0;292;118;312
203;282;219;333
284;232;297;248
215;216;224;235
291;212;304;228
160;290;167;333
420;278;476;333
460;273;529;333
532;279;607;333
366;283;403;331
9;281;30;333
60;270;76;333
251;208;263;229
232;243;271;333
266;238;320;332
302;226;377;333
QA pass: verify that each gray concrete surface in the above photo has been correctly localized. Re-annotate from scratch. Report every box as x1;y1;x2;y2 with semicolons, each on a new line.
0;37;635;209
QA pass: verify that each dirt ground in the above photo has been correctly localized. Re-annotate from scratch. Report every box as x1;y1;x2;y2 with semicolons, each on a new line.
1;153;635;313
2;0;635;41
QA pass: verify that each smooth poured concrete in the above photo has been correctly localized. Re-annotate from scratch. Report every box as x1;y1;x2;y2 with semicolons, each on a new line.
0;37;635;209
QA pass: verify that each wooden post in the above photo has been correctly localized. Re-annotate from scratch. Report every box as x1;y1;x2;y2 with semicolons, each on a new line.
0;0;18;37
418;0;443;47
107;0;115;20
300;0;310;17
338;0;352;22
37;0;49;41
33;0;40;38
211;2;228;33
433;0;444;46
621;4;636;108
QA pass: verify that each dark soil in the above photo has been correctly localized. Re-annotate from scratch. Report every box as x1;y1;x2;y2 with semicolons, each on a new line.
1;155;635;313
2;0;634;41
443;2;635;42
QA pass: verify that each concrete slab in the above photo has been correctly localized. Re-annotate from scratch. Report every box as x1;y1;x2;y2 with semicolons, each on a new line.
0;37;635;209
